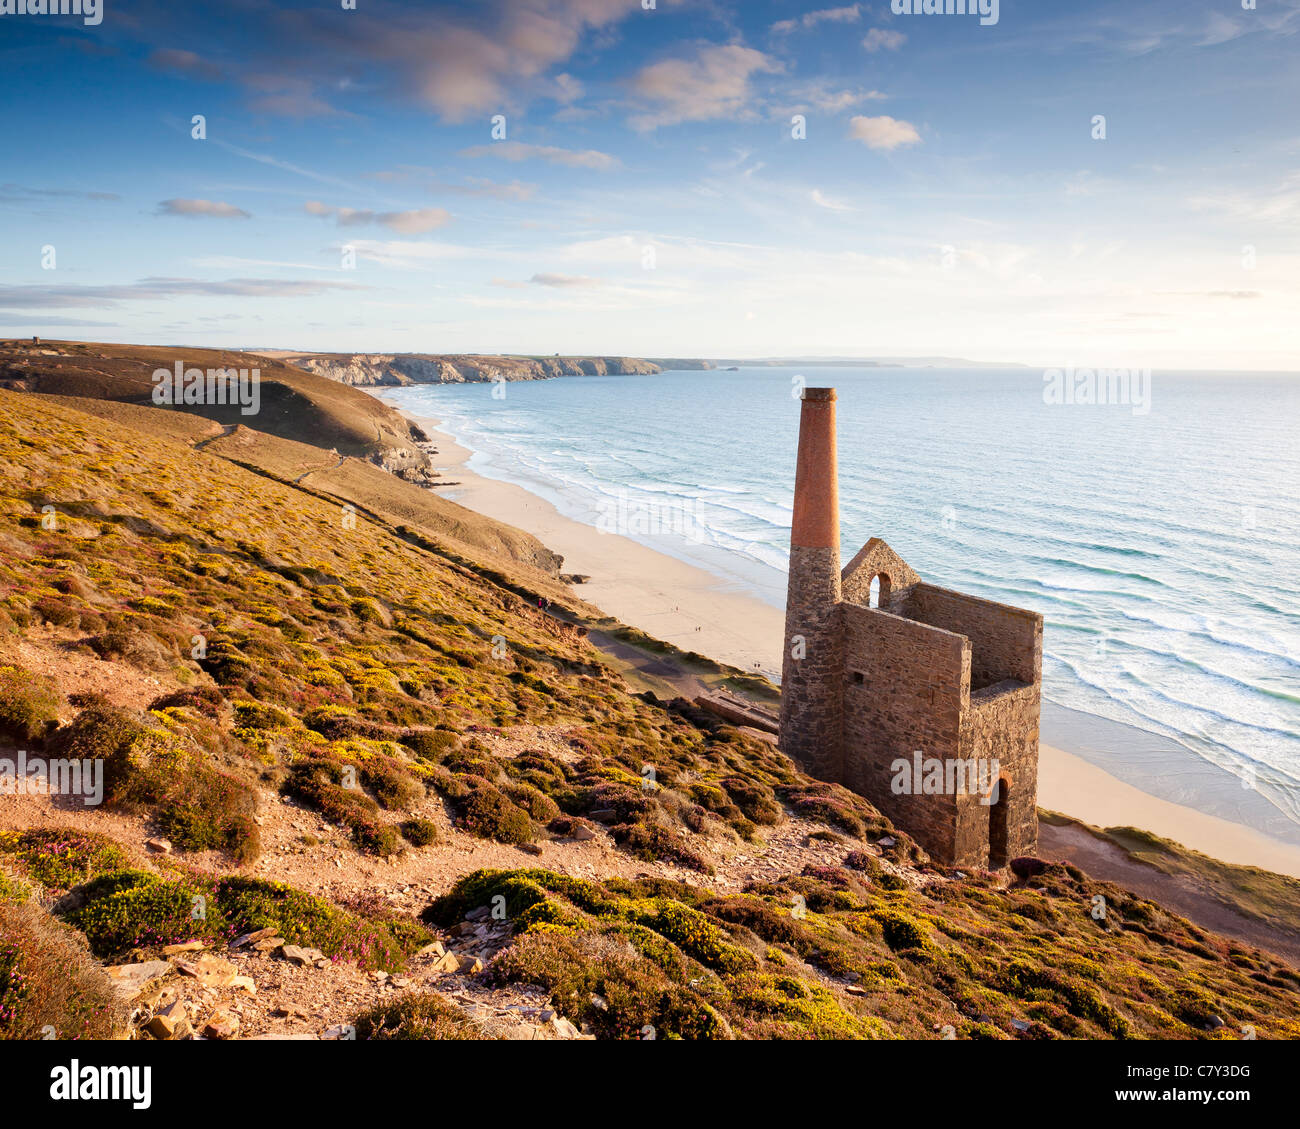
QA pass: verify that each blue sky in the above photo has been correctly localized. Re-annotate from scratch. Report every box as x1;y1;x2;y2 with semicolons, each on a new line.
1;0;1298;367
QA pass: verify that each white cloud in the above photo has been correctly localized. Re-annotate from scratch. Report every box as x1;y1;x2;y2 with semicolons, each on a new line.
630;45;781;130
782;83;888;115
863;28;906;52
529;272;602;287
772;5;862;33
848;115;921;150
811;189;854;212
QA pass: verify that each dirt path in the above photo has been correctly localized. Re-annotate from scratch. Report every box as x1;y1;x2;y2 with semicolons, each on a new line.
1039;821;1300;967
294;454;348;484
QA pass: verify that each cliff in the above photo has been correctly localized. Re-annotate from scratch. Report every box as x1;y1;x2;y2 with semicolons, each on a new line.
266;352;693;387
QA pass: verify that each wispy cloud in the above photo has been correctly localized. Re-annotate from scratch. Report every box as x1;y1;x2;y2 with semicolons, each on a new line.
368;167;537;201
811;189;854;212
148;48;224;82
304;200;452;234
459;141;620;170
0;183;119;203
772;4;863;34
630;45;781;130
0;277;367;309
780;82;887;115
528;272;602;287
156;198;251;219
862;28;906;52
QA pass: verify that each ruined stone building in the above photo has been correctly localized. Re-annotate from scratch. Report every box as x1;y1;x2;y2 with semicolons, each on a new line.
779;389;1043;868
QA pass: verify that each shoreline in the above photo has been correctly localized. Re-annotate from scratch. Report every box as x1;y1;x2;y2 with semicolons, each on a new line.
378;390;1300;879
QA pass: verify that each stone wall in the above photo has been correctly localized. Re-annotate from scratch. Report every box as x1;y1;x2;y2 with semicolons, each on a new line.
841;538;921;611
907;584;1042;689
962;680;1041;864
839;604;969;862
779;546;845;783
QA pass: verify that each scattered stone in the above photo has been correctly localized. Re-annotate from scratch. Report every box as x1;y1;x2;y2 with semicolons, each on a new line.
590;993;608;1011
145;1014;179;1039
466;958;484;975
162;941;205;956
230;976;257;995
229;927;280;950
145;837;173;854
1011;1019;1031;1032
551;1016;581;1039
390;976;413;989
106;961;174;1000
416;941;447;959
571;824;596;842
878;836;896;848
845;985;869;997
202;1009;240;1040
1206;1015;1225;1031
432;952;461;975
589;809;617;823
280;944;328;968
174;954;238;990
465;905;491;922
274;1004;310;1020
321;1024;355;1041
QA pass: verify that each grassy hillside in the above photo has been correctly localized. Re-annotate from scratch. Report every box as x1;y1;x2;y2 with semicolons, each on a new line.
1;387;1298;1041
0;339;430;477
28;393;575;602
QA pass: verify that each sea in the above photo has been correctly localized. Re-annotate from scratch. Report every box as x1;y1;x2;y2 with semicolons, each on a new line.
382;367;1300;844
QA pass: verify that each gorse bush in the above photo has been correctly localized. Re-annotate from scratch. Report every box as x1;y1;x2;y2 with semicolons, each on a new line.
47;705;260;862
0;830;128;891
0;665;60;745
64;868;431;972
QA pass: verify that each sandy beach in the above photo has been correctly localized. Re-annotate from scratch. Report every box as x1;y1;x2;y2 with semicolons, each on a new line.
382;394;1300;878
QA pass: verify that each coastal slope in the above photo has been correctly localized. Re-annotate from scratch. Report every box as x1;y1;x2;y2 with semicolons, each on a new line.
1;379;1299;1042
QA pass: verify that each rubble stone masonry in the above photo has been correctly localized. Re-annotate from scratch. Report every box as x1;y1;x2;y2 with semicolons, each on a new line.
778;388;1043;867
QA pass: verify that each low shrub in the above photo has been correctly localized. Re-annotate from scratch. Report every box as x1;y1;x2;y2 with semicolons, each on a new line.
354;992;479;1040
0;666;60;746
0;901;126;1040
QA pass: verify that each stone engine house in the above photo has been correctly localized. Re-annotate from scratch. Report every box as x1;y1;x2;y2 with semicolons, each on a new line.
779;388;1043;868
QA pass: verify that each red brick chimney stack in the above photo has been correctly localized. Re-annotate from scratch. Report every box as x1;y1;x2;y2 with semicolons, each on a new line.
790;387;840;557
780;387;845;782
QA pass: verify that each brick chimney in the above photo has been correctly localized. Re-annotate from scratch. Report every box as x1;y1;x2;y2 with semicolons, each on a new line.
779;387;844;782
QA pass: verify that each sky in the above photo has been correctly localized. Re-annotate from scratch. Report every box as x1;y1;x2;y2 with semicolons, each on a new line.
1;0;1298;368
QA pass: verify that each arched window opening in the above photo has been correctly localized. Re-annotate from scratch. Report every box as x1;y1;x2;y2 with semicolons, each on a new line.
868;572;892;609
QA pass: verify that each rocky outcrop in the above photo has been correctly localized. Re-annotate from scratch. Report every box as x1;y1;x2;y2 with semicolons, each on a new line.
281;353;688;387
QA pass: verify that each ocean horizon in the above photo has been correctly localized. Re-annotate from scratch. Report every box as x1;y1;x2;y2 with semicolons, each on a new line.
384;367;1300;845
